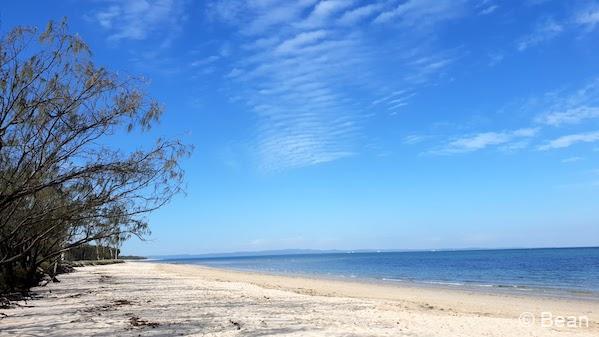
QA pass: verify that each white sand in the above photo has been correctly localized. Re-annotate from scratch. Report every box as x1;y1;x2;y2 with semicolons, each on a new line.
1;261;597;336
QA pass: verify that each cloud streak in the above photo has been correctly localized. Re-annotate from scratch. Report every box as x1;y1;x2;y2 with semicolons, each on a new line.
374;0;468;26
433;128;539;154
539;131;599;150
205;0;469;170
89;0;188;43
517;17;563;51
537;106;599;126
534;78;599;126
576;4;599;31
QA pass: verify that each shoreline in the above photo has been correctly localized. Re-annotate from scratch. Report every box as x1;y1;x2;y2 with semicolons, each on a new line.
150;262;599;320
1;261;597;336
155;260;599;302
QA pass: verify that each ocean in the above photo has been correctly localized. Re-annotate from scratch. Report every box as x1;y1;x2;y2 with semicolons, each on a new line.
158;247;599;297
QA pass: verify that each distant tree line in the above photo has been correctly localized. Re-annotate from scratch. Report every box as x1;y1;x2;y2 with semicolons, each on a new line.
63;244;120;261
118;255;146;260
0;20;188;293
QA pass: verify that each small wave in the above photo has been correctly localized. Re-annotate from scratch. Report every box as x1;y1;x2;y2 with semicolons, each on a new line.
421;281;464;286
494;284;532;291
381;278;407;282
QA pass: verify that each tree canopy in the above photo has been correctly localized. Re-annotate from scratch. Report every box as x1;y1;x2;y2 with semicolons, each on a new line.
0;19;189;292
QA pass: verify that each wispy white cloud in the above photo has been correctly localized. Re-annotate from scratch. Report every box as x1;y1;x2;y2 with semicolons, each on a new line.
534;78;599;126
374;0;468;27
537;106;599;126
226;34;366;170
436;78;599;156
274;30;329;54
94;5;120;28
405;53;457;84
479;4;498;15
539;131;599;150
89;0;188;43
208;0;320;35
513;3;599;52
371;90;409;106
561;156;583;163
371;90;415;114
191;55;220;67
204;0;473;170
575;4;599;31
433;128;539;154
301;0;357;27
475;0;499;15
338;3;384;25
402;134;433;145
517;17;563;51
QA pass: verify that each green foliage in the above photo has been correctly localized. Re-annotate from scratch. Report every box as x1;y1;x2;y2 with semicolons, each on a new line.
63;244;119;261
0;19;189;293
119;255;147;260
67;259;124;267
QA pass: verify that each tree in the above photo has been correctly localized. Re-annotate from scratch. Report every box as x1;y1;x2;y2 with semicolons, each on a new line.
0;19;189;292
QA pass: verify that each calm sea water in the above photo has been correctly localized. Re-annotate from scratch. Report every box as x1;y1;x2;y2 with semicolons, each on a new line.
159;247;599;297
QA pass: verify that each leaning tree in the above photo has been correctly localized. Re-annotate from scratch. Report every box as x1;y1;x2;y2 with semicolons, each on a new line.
0;20;189;291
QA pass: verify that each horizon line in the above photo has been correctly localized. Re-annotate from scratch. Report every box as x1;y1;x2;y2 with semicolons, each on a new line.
144;245;599;258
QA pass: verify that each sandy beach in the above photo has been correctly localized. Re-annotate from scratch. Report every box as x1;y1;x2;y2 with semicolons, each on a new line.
1;261;597;337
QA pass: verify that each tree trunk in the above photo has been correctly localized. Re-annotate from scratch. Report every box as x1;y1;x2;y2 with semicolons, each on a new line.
24;255;38;289
1;263;15;292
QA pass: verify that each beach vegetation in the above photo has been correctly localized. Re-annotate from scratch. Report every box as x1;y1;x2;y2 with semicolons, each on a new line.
0;19;189;294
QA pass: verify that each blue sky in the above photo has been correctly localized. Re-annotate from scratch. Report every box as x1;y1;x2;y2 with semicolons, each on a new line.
3;0;599;255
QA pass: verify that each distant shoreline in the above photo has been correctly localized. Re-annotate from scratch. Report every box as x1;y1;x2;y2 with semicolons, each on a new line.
149;245;599;260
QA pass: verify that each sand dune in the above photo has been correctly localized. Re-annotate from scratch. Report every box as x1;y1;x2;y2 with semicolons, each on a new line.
1;262;597;336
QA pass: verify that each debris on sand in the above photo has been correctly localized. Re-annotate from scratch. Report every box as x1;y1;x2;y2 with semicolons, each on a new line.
229;319;242;330
129;316;160;329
